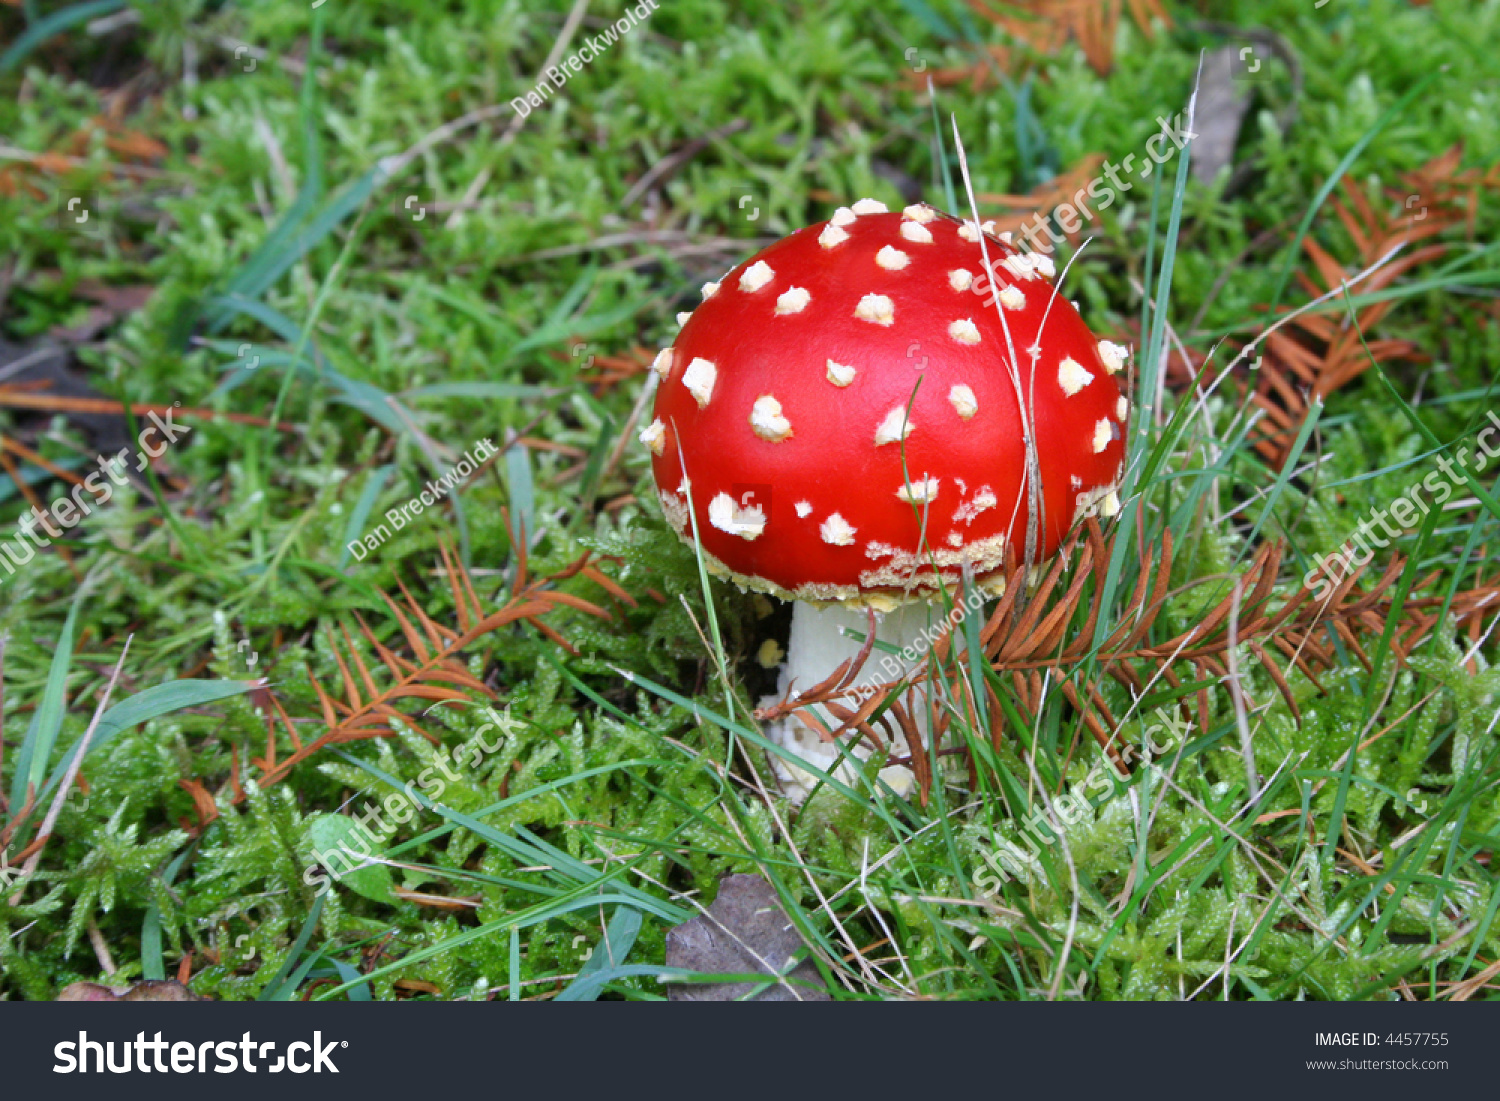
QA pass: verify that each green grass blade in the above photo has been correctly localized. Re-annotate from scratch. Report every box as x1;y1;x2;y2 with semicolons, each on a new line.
37;679;262;811
0;0;124;74
7;583;85;813
555;905;643;1001
338;464;395;569
258;891;326;1001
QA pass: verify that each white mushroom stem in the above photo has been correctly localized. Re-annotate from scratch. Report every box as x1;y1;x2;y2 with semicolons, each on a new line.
763;601;958;802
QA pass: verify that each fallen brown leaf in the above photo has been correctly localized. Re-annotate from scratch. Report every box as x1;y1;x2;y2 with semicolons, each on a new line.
58;980;207;1001
664;874;830;1001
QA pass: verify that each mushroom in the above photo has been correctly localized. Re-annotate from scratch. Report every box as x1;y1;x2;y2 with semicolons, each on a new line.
642;201;1128;801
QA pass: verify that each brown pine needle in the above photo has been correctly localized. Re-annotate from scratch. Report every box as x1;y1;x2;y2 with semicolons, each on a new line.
0;389;300;431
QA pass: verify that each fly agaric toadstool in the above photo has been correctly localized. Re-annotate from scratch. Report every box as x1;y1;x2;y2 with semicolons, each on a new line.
641;200;1128;800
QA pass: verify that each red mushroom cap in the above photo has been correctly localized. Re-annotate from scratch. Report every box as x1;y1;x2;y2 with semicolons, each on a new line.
642;200;1128;608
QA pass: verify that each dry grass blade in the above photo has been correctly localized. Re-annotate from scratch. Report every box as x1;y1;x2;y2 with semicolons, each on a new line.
8;637;131;904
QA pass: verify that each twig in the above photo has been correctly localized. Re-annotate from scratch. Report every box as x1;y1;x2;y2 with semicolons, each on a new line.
1226;579;1260;802
618;119;750;211
0;143;168;181
375;0;590;180
0;391;299;431
88;919;118;976
594;372;657;502
498;230;773;268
